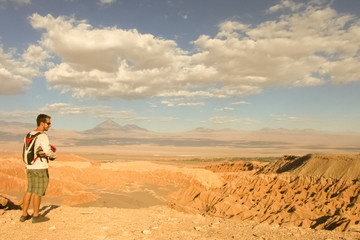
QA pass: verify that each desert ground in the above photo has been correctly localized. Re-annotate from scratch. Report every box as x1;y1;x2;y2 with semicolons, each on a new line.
1;144;360;239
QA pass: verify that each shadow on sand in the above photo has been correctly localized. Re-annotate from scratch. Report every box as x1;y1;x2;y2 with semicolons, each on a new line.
40;205;59;216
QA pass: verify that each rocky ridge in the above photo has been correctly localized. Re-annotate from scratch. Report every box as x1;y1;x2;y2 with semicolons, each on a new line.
169;154;360;232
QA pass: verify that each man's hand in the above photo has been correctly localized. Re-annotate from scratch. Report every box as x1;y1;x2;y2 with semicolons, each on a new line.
36;144;56;158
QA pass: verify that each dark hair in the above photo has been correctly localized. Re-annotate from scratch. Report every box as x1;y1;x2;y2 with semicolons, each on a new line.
36;114;51;126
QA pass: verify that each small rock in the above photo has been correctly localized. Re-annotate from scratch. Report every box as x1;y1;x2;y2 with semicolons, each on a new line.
194;226;202;231
151;226;159;230
80;211;93;214
210;222;220;226
49;226;56;231
141;230;151;234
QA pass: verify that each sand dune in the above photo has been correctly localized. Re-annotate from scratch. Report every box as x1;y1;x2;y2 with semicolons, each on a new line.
1;152;360;239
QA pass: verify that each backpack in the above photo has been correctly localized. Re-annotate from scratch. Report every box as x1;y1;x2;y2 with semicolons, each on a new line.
23;132;42;165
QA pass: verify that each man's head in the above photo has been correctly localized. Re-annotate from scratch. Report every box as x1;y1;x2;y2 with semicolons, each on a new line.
36;114;51;131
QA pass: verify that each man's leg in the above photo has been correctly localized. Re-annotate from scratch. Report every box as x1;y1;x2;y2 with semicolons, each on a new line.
32;195;41;217
21;192;32;216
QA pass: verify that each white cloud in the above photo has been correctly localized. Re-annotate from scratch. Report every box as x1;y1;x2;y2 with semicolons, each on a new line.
22;45;49;66
209;116;239;124
215;107;234;111
159;90;213;98
99;0;116;5
40;103;136;119
161;101;175;107
178;102;205;107
231;101;250;105
159;85;260;99
26;1;360;101
271;114;299;121
30;13;220;100
267;0;304;13
0;103;137;123
161;100;204;107
0;47;38;95
216;21;249;39
192;1;360;89
323;57;360;83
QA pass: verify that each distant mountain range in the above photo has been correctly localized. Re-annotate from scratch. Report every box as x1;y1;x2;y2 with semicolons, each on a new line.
1;120;360;152
85;119;150;135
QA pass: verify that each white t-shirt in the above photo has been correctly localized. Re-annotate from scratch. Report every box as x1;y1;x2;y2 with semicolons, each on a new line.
26;131;56;170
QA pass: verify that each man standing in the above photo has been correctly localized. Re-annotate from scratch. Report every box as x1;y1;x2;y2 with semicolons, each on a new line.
20;114;56;223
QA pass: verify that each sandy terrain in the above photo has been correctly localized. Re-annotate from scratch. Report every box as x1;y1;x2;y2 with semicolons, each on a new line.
1;149;360;239
1;205;357;240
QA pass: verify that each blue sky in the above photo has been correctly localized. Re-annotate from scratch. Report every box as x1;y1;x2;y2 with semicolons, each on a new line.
0;0;360;132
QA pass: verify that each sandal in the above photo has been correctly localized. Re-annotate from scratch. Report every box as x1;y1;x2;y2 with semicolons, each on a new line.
19;214;31;222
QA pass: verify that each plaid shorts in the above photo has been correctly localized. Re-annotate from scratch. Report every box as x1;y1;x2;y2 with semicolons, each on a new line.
26;169;49;196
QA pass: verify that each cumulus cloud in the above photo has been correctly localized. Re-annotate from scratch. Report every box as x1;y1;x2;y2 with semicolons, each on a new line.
267;0;305;13
192;0;360;87
22;45;49;66
40;103;136;119
27;0;360;101
29;13;218;100
0;47;38;95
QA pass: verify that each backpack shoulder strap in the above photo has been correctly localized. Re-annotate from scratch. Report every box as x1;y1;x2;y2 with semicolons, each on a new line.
25;132;42;148
33;132;42;137
26;131;42;138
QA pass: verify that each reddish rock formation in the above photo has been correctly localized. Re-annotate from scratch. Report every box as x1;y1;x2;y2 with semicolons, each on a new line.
169;154;360;232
